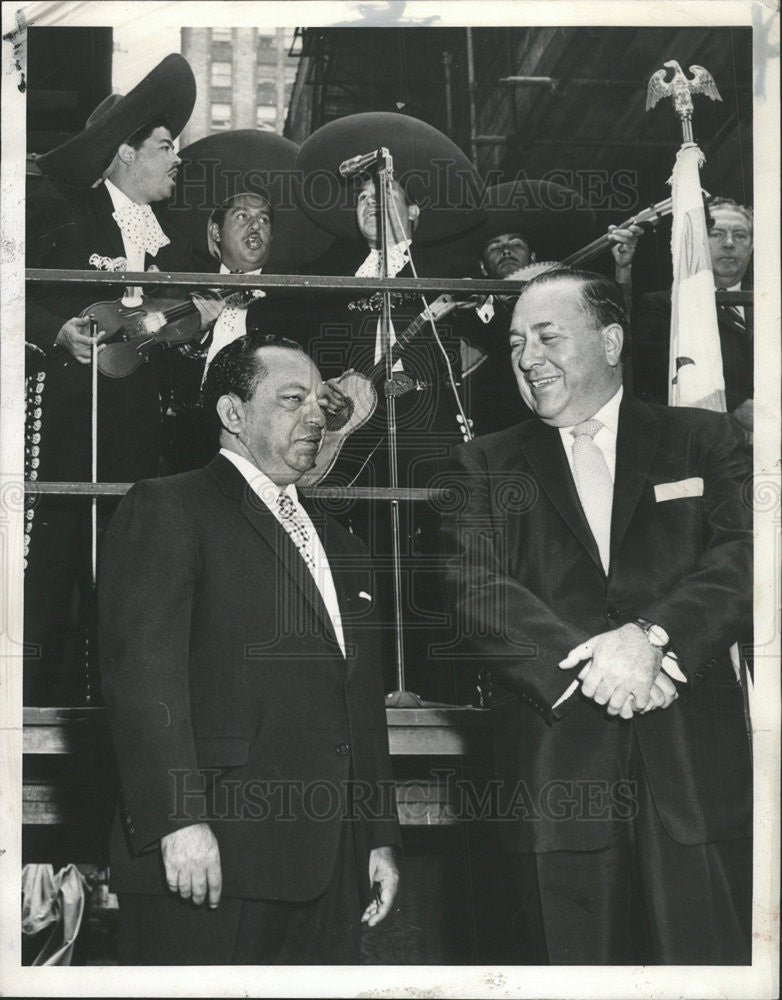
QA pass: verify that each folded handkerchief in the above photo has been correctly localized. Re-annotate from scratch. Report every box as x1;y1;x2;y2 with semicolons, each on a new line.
358;591;372;601
654;477;704;502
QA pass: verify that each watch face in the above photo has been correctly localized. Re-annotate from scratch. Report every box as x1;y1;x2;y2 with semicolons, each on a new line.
648;624;669;647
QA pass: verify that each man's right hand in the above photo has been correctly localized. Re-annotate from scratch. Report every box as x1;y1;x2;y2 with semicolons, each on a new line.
160;823;222;908
55;316;106;363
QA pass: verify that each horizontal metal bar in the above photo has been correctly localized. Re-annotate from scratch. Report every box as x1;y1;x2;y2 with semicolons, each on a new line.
23;705;487;726
473;135;676;149
26;269;523;296
500;76;646;88
24;481;449;501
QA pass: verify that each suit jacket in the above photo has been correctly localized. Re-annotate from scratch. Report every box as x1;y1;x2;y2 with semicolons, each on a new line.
633;288;753;413
443;394;752;854
99;454;400;901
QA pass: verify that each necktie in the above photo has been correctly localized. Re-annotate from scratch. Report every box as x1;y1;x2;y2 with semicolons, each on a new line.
276;491;316;572
111;201;170;257
718;302;747;335
571;419;613;572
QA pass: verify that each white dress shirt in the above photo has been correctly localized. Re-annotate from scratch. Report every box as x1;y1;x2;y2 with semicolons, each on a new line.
105;178;169;306
201;264;266;379
220;448;346;657
553;384;685;708
558;385;623;491
355;239;411;369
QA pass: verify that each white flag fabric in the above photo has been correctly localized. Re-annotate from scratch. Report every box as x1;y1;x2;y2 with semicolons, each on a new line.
668;143;726;411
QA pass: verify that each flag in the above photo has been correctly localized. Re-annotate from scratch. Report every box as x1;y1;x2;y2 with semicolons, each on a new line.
668;143;725;411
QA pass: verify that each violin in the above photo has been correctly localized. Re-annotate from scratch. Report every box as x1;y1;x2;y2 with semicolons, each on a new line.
503;195;674;286
81;286;248;379
299;292;478;486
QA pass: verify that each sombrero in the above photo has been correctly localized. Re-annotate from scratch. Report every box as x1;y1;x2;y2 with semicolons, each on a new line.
294;112;486;244
37;54;195;188
462;179;597;263
166;130;333;269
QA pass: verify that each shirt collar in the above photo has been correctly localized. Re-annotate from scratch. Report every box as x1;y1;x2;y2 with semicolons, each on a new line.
219;263;264;275
104;177;144;213
220;447;299;505
560;385;623;437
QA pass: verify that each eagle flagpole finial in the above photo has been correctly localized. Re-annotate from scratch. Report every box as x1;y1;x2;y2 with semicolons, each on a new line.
646;60;722;143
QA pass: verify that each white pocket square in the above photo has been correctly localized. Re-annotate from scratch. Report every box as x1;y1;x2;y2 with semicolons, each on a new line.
358;591;372;601
654;477;704;502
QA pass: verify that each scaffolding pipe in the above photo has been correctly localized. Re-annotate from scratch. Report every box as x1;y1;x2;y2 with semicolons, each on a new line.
465;28;478;167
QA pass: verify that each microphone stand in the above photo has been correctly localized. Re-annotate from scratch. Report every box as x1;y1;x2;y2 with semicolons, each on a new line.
374;155;423;708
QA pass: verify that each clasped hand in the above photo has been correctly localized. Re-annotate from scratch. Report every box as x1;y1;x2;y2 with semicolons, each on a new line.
559;623;678;719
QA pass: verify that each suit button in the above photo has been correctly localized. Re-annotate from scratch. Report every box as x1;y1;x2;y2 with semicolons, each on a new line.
336;742;351;756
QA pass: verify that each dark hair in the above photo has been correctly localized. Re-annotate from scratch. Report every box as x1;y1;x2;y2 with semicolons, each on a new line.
124;119;172;150
706;196;753;234
516;268;630;359
201;333;305;415
210;191;275;231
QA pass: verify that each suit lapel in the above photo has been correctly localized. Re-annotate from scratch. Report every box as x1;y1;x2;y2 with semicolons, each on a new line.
520;423;604;575
610;395;661;560
88;185;127;260
207;456;342;655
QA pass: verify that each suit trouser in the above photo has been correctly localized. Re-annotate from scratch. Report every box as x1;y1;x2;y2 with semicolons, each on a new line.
116;822;362;965
509;739;752;965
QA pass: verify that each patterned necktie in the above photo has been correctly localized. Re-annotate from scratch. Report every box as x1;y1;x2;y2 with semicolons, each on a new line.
571;419;613;573
111;201;170;257
718;301;747;335
276;491;316;571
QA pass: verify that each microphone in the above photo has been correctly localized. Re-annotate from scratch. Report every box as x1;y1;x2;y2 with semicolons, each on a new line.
338;148;389;178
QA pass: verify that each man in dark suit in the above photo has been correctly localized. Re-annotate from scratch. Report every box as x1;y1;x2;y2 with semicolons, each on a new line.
634;197;753;442
24;54;222;703
443;269;752;964
99;334;400;964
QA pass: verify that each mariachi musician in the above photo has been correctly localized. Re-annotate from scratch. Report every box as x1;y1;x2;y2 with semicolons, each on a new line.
160;128;334;470
24;54;221;703
290;112;486;700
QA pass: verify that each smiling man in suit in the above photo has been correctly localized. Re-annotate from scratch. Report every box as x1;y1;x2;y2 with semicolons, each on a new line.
443;269;752;964
99;333;400;964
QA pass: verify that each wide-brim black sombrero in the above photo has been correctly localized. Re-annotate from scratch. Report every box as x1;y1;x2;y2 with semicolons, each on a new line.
165;130;333;269
294;112;486;244
37;54;195;188
456;179;597;263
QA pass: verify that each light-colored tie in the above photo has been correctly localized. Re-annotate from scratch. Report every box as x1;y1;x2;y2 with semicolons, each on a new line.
571;419;613;572
276;491;316;572
111;201;170;257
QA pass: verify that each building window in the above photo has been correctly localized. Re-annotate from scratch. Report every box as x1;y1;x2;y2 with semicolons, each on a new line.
256;105;277;128
211;102;232;131
211;61;232;88
212;28;231;42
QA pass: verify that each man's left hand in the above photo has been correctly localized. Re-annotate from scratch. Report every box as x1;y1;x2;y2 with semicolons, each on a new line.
191;290;226;330
362;845;399;928
559;623;662;711
608;224;643;276
321;376;352;418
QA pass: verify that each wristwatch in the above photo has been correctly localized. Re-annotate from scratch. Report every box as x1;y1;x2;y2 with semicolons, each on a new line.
631;617;670;652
